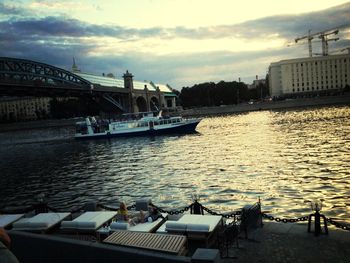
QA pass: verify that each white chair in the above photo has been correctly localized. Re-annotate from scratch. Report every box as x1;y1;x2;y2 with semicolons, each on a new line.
60;211;117;232
159;214;222;247
0;214;24;228
164;221;187;235
12;213;71;232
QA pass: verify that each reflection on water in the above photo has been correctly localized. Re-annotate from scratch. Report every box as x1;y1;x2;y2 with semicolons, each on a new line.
0;106;349;222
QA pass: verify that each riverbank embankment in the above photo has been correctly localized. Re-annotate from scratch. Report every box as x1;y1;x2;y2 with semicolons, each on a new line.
0;95;349;132
0;118;78;133
224;221;350;263
181;95;350;117
5;221;349;263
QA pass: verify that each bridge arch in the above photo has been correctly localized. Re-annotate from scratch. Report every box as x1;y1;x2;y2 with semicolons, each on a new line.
150;96;159;111
136;96;147;112
0;57;92;89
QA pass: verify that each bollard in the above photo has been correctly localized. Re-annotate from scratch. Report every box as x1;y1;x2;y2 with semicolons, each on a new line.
34;193;48;214
34;201;48;214
190;194;204;215
191;201;204;215
307;201;328;236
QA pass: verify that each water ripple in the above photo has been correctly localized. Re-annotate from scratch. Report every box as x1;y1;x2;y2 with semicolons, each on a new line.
0;106;349;222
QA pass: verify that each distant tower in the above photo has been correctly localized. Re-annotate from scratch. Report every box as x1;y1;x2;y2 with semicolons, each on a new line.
123;70;135;113
71;57;80;72
123;70;134;90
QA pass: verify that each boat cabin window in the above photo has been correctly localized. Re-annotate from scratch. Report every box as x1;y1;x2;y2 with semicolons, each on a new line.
76;123;88;134
136;122;148;127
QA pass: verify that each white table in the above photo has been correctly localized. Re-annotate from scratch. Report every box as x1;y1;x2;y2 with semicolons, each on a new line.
161;214;223;248
0;214;24;228
177;214;222;232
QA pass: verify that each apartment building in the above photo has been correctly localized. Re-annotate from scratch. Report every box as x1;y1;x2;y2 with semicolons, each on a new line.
269;54;350;97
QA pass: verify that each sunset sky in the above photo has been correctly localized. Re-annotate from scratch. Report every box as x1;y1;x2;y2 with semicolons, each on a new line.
1;0;350;89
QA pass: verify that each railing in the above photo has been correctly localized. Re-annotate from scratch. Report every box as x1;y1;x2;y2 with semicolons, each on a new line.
1;200;349;233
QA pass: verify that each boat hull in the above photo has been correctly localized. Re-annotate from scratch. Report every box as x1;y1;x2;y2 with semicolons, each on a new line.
75;120;200;140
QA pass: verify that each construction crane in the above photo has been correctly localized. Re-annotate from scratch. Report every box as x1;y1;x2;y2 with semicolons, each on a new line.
314;45;349;56
295;29;314;57
312;37;339;56
340;47;350;54
294;27;340;57
318;29;339;56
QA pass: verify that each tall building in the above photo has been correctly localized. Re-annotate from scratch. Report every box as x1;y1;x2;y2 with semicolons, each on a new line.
248;78;266;90
0;97;50;122
269;54;350;97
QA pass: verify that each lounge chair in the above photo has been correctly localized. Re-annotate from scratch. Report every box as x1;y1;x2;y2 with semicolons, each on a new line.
60;211;117;232
0;214;24;229
12;213;71;232
109;213;168;233
159;221;187;235
157;214;222;248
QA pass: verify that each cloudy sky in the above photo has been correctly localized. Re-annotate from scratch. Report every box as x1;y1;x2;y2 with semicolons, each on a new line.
1;0;350;89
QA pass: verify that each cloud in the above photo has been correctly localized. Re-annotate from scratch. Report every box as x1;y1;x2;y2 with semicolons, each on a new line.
2;2;350;41
168;2;350;41
0;2;29;16
0;2;349;88
1;17;121;38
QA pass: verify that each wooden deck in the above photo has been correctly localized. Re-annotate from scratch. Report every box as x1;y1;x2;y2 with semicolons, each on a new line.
103;231;187;255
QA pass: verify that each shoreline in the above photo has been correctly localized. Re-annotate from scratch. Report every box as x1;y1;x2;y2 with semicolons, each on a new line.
180;94;350;117
0;95;349;132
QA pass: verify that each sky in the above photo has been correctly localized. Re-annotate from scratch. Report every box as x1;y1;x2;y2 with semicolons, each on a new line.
1;0;350;89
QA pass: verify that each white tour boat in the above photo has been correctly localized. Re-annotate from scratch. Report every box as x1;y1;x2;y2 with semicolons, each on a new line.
75;111;201;139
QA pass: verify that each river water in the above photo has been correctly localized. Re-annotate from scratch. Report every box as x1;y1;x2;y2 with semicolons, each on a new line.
0;106;349;223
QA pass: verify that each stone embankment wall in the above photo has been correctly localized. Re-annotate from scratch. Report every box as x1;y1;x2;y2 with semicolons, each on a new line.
0;95;349;132
0;118;79;132
180;95;350;117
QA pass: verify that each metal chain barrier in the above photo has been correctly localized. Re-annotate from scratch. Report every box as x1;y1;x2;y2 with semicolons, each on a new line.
151;202;241;218
261;212;309;223
261;212;350;231
127;204;136;210
201;204;242;218
150;203;191;215
327;218;350;231
2;201;349;232
96;203;135;211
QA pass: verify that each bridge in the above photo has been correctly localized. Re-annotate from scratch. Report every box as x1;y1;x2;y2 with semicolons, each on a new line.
0;57;176;114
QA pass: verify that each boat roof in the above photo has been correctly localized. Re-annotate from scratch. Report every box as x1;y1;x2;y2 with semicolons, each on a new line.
122;111;155;117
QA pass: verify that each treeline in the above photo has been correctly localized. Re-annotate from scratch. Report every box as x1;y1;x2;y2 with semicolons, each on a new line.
179;80;269;108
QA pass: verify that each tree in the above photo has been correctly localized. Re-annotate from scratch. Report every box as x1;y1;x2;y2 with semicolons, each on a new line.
179;80;251;108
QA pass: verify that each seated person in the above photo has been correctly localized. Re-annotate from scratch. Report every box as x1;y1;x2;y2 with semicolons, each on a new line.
0;227;19;263
117;201;145;225
146;206;164;222
0;228;11;249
